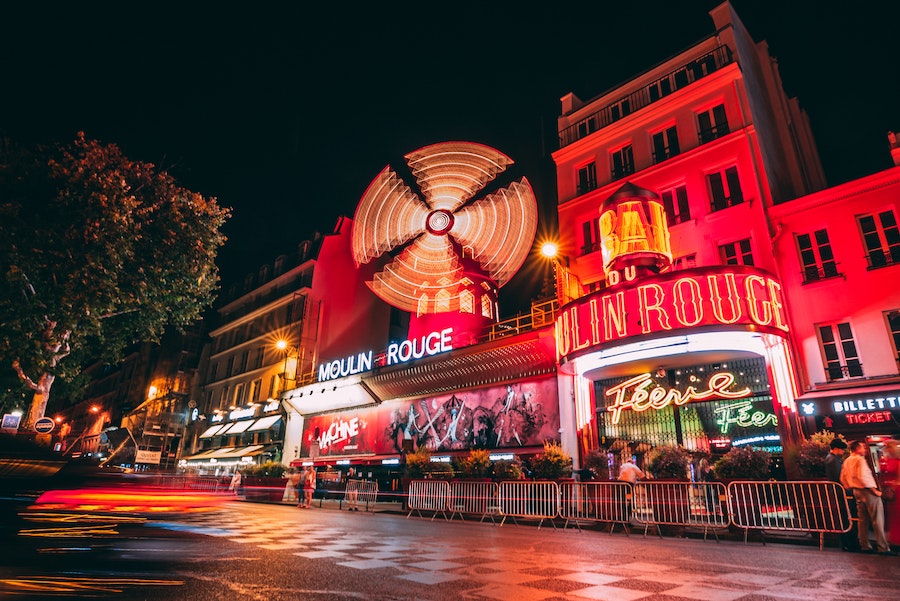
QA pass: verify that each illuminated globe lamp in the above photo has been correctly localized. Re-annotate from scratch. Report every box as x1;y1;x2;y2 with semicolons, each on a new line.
351;141;538;348
598;182;673;286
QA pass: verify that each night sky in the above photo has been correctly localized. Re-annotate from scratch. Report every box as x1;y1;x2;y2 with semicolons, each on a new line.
2;1;898;316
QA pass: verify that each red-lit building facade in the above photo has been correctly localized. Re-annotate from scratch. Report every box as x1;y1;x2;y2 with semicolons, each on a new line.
551;1;899;473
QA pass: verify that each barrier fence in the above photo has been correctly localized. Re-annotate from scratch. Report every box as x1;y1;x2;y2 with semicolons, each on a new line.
344;479;379;511
402;479;852;549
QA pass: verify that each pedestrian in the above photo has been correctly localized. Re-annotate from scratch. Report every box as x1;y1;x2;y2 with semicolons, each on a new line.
880;439;900;548
228;470;242;496
840;440;895;555
825;438;857;551
296;467;308;508
282;469;299;504
617;455;644;484
303;467;316;509
346;467;359;511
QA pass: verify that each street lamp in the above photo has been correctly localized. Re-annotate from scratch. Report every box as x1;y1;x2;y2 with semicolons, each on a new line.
540;240;582;305
275;339;298;389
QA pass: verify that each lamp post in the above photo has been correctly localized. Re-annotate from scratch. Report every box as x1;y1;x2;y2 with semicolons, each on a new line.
275;339;298;394
540;241;582;305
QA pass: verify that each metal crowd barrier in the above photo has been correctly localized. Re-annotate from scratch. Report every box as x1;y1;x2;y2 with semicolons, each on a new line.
344;479;379;511
558;481;633;533
449;480;500;523
726;480;851;549
632;482;729;540
497;481;559;528
406;480;452;521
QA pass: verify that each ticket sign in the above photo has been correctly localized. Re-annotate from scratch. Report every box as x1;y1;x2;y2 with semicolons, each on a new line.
33;417;55;434
1;413;21;434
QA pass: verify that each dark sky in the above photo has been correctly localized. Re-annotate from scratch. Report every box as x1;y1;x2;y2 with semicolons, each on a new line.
2;1;898;315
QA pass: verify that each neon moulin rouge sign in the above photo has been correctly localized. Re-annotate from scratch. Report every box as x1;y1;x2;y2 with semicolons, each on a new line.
318;327;453;382
555;265;789;361
605;371;752;424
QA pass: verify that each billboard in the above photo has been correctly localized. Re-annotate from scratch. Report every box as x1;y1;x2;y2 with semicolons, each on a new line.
301;377;560;457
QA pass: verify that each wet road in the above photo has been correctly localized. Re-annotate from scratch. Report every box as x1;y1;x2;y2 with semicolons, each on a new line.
1;497;898;600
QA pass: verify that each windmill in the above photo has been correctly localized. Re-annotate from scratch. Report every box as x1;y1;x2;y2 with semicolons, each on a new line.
351;141;538;345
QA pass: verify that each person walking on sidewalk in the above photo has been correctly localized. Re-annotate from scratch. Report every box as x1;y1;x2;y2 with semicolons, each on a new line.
840;440;895;555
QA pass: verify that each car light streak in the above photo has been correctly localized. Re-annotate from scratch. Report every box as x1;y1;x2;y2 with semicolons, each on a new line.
0;576;184;595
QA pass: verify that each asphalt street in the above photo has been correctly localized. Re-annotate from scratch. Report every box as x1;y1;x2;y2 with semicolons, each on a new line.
1;495;899;601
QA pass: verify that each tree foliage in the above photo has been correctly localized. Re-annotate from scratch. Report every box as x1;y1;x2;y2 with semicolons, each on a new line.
0;133;230;424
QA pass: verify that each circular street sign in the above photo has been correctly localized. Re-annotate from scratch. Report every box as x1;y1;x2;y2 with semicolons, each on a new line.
33;417;55;434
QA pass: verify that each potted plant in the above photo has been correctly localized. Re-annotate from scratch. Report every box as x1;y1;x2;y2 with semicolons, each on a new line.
491;458;524;481
644;445;690;480
712;447;772;480
795;430;847;479
403;446;432;479
530;440;573;480
581;448;610;481
454;449;492;479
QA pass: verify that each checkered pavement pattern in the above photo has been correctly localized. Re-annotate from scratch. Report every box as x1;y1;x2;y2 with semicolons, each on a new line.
152;505;898;601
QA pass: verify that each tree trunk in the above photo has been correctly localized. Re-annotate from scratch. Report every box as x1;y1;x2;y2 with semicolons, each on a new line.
20;372;54;431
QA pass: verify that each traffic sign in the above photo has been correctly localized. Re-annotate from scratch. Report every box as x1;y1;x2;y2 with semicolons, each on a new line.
33;417;55;434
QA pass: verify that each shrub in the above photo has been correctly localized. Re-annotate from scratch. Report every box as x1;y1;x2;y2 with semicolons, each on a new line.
712;447;771;480
243;461;286;478
644;445;690;480
582;448;611;480
530;440;573;480
403;446;432;478
797;430;848;479
455;449;492;478
491;458;524;481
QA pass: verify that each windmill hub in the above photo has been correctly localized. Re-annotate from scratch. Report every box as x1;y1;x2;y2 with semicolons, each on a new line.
425;209;454;235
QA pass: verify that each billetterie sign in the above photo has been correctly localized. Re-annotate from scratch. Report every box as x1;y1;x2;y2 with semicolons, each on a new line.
318;327;453;382
556;265;788;361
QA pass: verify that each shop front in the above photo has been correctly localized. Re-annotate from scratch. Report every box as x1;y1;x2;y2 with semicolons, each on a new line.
553;183;802;476
282;327;562;495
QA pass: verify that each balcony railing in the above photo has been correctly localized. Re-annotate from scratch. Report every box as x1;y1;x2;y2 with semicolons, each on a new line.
864;247;900;270
826;362;864;381
801;263;840;284
559;45;734;148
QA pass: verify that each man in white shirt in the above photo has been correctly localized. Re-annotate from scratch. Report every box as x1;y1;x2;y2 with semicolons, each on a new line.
618;458;644;484
840;440;893;554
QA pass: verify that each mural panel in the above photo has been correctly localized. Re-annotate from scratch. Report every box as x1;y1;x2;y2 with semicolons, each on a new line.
302;377;560;457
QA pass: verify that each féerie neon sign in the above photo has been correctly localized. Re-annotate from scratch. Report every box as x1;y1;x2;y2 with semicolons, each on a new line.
605;372;751;424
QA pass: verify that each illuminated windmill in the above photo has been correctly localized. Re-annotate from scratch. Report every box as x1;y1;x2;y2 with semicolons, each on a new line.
351;141;538;344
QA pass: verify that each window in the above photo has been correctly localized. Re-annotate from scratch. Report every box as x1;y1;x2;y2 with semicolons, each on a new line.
226;356;235;377
417;294;428;317
652;126;680;163
209;361;219;382
818;322;863;381
886;310;900;369
460;290;474;314
719;239;753;266
481;295;493;319
610;145;634;181
234;383;245;406
255;346;264;369
577;116;598;139
249;378;262;403
647;77;672;102
672;254;697;271
661;185;690;226
576;162;597;195
697;104;729;143
707;166;744;212
858;209;900;269
239;350;249;373
610;98;631;122
581;217;601;255
797;229;838;282
435;289;451;312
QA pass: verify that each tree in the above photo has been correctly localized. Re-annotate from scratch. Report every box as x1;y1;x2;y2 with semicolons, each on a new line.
0;133;230;429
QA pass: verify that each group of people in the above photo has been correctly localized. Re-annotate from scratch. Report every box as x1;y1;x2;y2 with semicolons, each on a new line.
280;466;317;508
826;438;899;555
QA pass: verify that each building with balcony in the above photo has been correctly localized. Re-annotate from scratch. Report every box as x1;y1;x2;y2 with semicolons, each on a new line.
550;1;898;474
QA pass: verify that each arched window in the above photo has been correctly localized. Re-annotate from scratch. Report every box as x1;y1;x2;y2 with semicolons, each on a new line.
435;289;451;312
481;295;493;318
417;294;429;317
459;289;474;314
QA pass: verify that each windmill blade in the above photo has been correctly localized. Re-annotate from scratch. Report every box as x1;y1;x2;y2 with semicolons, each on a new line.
404;142;514;213
450;177;537;287
368;235;463;313
351;166;430;267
